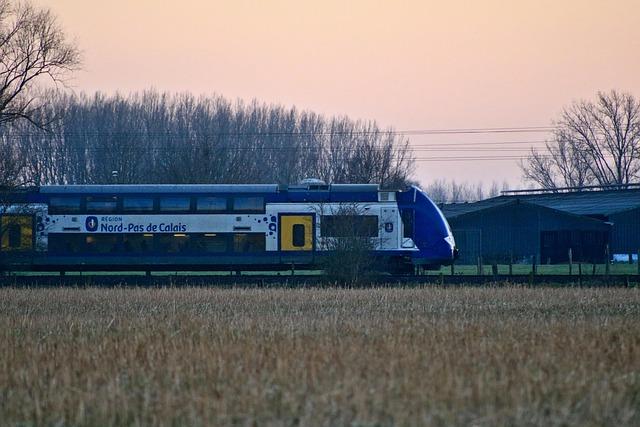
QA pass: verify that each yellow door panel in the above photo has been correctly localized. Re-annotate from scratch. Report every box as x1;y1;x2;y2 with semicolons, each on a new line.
280;215;313;251
1;215;33;251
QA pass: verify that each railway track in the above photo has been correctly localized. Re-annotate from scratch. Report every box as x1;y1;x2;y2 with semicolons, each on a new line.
0;273;638;287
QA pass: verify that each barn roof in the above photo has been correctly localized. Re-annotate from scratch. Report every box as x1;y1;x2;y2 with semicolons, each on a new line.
441;188;640;219
442;199;611;229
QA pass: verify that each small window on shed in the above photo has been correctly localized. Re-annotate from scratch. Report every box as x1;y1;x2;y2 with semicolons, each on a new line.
49;197;82;214
196;197;227;212
123;197;154;212
159;197;191;212
232;197;264;213
86;196;118;213
292;224;305;247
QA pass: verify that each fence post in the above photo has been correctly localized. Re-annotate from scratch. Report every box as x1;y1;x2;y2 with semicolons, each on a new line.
532;254;537;276
450;262;455;276
568;248;573;275
578;262;582;286
476;257;481;275
509;253;513;277
605;244;610;277
637;249;640;276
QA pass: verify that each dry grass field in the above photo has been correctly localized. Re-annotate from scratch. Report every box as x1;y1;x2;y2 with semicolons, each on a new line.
0;286;639;426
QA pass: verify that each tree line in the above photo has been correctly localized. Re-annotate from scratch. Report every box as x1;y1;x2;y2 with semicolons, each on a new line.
424;179;510;204
1;90;414;187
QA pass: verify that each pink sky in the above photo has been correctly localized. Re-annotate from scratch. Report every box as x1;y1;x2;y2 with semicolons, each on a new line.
36;0;640;188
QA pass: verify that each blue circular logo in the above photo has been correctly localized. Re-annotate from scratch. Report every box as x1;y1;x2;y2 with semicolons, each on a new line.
85;216;98;232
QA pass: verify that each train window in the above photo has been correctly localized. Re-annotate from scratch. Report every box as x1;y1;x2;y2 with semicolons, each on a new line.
232;197;264;213
48;233;85;253
154;233;190;253
321;215;379;237
49;197;81;214
401;210;414;238
233;233;265;252
123;234;154;253
86;196;118;213
190;233;228;252
159;197;191;212
85;234;120;254
292;224;305;247
123;197;154;212
196;197;227;212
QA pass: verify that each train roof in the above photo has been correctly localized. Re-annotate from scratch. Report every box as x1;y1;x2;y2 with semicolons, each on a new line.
37;183;382;194
40;184;280;194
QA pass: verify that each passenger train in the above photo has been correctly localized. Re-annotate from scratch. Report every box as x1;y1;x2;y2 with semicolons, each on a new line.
0;182;456;273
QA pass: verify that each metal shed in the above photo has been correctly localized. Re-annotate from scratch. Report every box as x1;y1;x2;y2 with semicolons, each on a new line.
442;199;611;264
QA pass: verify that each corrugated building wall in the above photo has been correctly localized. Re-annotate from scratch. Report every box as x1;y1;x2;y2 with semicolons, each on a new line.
609;206;640;255
448;201;611;264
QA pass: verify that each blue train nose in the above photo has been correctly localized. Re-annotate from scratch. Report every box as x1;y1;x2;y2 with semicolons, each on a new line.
433;234;456;262
403;186;457;265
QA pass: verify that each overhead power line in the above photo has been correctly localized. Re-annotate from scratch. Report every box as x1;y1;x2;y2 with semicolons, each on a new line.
0;125;559;165
0;126;554;138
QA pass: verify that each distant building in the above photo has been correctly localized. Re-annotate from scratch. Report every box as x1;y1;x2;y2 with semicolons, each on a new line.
441;186;640;264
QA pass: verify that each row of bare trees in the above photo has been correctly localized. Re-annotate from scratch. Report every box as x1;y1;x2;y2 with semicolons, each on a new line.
424;179;509;204
522;90;640;189
2;90;414;187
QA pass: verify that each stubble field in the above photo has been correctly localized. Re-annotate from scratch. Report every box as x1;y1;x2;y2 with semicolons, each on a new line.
1;285;639;426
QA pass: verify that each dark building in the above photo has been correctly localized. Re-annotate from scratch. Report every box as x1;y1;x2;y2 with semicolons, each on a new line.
441;187;640;264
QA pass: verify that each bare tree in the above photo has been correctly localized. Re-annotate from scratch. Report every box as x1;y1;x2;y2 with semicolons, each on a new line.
0;0;80;191
316;203;378;285
488;181;500;198
425;179;483;203
474;182;484;201
522;90;640;189
450;180;475;203
425;179;448;203
0;0;80;128
0;136;22;186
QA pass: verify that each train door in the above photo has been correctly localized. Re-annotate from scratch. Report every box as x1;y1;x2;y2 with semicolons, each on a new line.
1;215;33;251
279;214;314;251
380;208;398;250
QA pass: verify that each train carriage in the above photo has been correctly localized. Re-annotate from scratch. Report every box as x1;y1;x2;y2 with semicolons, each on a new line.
0;182;456;273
